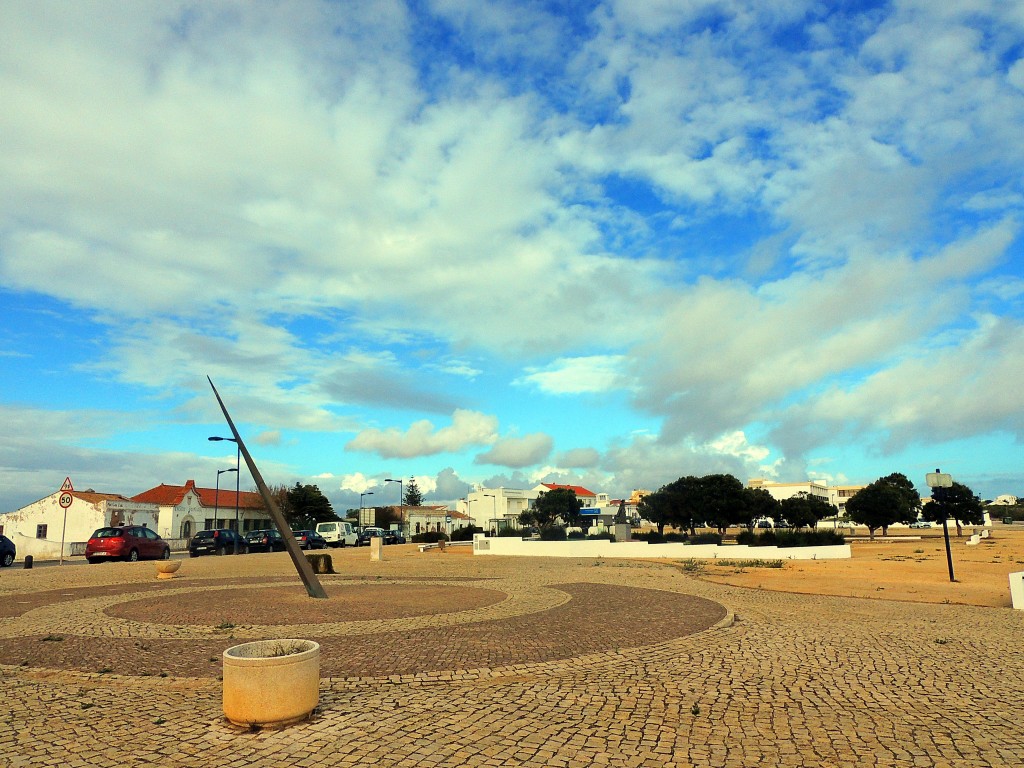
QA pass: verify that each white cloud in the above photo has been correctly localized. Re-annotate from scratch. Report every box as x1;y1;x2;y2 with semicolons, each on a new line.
345;410;498;459
556;447;601;468
517;355;628;395
475;433;553;468
339;472;376;494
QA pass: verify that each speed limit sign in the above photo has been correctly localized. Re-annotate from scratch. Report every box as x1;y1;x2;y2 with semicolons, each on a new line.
59;492;73;509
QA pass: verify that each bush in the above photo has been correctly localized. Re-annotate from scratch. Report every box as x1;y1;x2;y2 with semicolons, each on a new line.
634;530;665;543
539;525;567;541
736;529;845;547
411;531;449;544
664;532;688;543
586;531;615;541
567;530;586;540
450;525;482;542
690;532;722;545
498;527;527;537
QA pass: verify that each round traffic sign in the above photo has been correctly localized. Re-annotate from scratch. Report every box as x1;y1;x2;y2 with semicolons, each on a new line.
58;492;73;509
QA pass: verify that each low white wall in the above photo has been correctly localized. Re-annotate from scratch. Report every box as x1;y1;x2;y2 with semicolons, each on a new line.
472;534;850;560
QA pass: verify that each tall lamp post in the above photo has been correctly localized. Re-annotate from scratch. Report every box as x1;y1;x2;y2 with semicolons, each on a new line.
359;491;373;529
385;477;403;534
483;493;496;536
210;435;241;553
215;467;237;527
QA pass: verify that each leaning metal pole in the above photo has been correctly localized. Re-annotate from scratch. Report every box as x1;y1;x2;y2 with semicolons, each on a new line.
208;377;328;599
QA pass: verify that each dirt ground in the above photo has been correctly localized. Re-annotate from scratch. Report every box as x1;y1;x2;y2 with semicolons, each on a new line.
697;527;1024;608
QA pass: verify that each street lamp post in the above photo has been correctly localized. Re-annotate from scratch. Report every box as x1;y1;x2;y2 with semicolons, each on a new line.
385;478;403;534
482;493;498;535
210;436;241;553
359;492;373;529
215;467;237;527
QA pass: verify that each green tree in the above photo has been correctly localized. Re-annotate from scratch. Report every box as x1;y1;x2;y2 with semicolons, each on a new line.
664;475;705;535
637;488;673;535
845;473;920;540
285;483;336;529
744;487;780;530
520;487;582;530
922;481;985;537
780;493;837;529
698;474;748;534
403;479;423;507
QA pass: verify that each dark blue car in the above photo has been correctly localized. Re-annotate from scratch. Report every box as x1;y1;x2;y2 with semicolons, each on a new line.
1;534;16;567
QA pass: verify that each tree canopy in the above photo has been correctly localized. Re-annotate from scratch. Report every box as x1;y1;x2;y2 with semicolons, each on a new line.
780;493;837;529
284;482;336;529
519;487;582;530
845;473;920;539
922;481;985;536
403;479;423;507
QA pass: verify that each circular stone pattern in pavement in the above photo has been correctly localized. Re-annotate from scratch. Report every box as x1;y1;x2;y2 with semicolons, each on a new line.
0;580;727;679
105;583;507;625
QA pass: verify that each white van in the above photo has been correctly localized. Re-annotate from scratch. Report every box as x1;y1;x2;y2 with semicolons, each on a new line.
315;521;358;548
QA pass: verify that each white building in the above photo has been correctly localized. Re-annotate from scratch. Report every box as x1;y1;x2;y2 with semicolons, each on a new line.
0;479;270;563
459;487;538;533
0;489;159;561
130;479;269;539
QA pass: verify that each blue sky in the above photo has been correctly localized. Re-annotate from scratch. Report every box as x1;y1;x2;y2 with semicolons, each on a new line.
2;0;1024;514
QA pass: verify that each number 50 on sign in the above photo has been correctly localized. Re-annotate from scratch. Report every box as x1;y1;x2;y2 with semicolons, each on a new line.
58;492;73;509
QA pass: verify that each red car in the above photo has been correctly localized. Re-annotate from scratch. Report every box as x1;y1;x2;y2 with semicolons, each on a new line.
85;525;171;563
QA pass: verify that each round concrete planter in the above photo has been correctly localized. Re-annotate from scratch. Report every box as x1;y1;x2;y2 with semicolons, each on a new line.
222;639;320;727
155;560;181;579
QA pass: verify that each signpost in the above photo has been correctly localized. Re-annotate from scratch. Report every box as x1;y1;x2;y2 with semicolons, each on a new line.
926;469;955;582
58;477;73;566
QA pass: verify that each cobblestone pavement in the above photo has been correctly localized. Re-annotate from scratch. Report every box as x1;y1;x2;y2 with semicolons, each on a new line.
1;548;1022;767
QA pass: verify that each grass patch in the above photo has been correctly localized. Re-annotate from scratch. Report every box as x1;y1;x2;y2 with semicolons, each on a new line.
712;559;785;569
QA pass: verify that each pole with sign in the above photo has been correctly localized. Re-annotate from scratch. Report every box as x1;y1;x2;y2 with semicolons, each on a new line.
58;477;74;566
926;469;955;582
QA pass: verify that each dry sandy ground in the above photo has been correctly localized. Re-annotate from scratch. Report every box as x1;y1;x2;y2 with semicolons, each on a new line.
697;527;1024;608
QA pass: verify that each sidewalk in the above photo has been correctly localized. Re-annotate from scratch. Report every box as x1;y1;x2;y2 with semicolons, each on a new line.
2;546;1022;766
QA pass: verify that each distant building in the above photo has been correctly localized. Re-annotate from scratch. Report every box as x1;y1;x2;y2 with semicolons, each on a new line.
0;489;158;561
131;479;269;540
990;495;1019;506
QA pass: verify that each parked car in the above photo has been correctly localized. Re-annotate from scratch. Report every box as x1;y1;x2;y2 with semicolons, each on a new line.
86;525;170;563
1;534;16;567
189;528;247;557
909;520;934;529
315;520;358;547
383;529;406;545
356;527;387;546
292;530;328;550
245;528;285;553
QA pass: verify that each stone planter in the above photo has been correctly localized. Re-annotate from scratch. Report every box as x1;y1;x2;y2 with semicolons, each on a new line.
155;560;181;579
222;639;320;727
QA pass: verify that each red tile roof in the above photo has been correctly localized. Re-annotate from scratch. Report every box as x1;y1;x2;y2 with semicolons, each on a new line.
131;479;265;510
541;483;596;497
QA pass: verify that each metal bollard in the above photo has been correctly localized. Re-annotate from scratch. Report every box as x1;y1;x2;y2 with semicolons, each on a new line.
24;555;33;569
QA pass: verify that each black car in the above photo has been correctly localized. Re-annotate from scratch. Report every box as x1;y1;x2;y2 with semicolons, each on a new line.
245;528;285;553
0;534;15;567
383;529;406;544
189;529;247;557
292;530;327;550
356;527;387;546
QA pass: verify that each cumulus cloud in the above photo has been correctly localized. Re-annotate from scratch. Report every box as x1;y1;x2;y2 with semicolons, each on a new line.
474;432;553;468
345;410;498;458
556;447;601;468
516;355;628;394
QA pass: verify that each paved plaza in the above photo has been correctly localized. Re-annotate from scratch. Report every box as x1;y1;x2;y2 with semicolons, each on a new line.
1;546;1022;767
